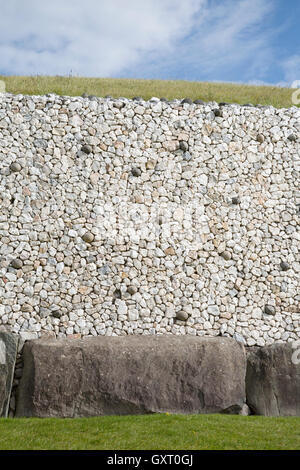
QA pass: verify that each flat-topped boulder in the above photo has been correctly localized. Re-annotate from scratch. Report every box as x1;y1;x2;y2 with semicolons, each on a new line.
15;336;246;418
246;342;300;416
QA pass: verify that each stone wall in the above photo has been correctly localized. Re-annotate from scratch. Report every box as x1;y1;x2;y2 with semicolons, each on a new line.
0;93;299;346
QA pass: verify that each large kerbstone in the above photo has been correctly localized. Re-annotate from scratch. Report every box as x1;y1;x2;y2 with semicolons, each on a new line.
246;343;300;416
0;331;19;417
16;336;246;418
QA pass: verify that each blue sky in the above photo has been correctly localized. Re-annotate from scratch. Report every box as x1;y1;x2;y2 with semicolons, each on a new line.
0;0;300;86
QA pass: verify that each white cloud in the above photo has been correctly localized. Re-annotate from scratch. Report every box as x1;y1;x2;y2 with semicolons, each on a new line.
281;55;300;86
247;79;290;88
0;0;203;76
0;0;275;82
127;0;275;82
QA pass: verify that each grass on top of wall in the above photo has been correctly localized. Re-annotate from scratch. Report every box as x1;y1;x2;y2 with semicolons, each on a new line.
0;414;300;450
0;75;298;109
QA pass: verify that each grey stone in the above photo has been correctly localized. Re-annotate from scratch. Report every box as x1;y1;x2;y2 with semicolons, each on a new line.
264;305;276;316
213;109;223;117
10;162;22;172
82;232;94;243
131;167;142;177
233;333;246;345
34;139;48;149
256;134;265;143
10;259;23;269
18;332;38;342
176;311;189;321
0;331;18;417
39;307;51;318
181;98;193;105
231;196;240;205
127;286;137;295
15;336;246;417
179;141;189;151
220;251;231;261
21;304;33;313
183;152;192;161
81;144;92;155
239;403;250;415
113;101;125;109
98;264;110;276
52;311;62;319
280;261;290;271
113;289;122;299
246;343;300;416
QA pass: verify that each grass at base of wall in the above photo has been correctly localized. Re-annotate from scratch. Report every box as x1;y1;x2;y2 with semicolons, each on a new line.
0;414;299;450
0;75;298;109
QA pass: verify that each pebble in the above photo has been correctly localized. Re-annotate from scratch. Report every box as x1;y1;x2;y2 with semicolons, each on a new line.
176;311;189;321
231;197;240;205
183;152;192;161
117;301;128;316
220;251;231;261
81;144;92;154
10;162;22;172
179;141;189;151
213;108;223;117
10;259;23;269
127;286;138;295
264;305;276;316
82;232;94;243
181;98;193;104
257;134;265;143
280;261;290;271
131;167;142;177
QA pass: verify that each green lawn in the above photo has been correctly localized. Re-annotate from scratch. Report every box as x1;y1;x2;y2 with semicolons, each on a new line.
0;75;297;108
0;414;299;450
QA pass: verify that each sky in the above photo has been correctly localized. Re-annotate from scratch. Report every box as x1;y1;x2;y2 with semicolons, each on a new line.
0;0;300;86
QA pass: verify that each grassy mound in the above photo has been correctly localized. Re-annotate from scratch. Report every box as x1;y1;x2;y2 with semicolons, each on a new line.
0;75;297;108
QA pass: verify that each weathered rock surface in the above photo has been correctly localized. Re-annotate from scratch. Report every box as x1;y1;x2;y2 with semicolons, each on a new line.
246;343;300;416
15;336;246;418
0;331;18;417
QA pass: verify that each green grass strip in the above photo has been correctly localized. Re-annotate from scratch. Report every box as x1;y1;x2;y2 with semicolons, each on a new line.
0;76;298;108
0;414;299;450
